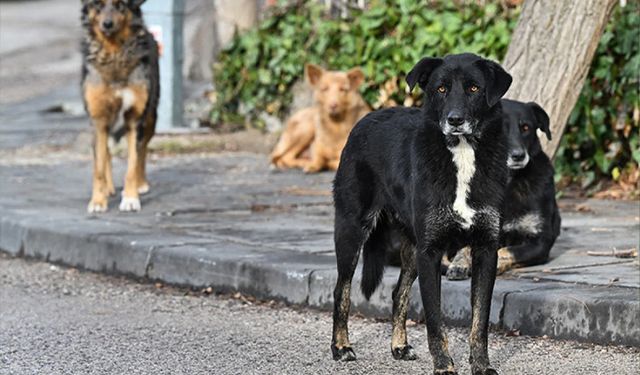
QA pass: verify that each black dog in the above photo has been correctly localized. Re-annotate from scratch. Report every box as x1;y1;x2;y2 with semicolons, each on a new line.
331;53;511;375
446;99;561;280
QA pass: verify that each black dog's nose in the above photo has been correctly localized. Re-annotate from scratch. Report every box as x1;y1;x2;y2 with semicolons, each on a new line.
447;112;465;127
102;20;114;30
510;151;526;162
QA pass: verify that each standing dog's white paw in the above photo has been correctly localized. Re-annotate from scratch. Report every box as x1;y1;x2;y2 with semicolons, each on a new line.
87;201;108;213
119;196;141;212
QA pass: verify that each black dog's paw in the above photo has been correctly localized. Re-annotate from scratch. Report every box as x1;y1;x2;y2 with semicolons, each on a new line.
446;264;470;280
391;345;417;360
472;368;498;375
331;345;356;361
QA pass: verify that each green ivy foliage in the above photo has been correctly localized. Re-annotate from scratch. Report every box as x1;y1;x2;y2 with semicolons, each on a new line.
556;2;639;187
211;0;639;184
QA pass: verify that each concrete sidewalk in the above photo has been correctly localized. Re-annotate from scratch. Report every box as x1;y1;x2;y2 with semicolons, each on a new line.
1;90;639;348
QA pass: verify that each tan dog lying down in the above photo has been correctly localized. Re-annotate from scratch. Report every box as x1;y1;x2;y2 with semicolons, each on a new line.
270;64;370;173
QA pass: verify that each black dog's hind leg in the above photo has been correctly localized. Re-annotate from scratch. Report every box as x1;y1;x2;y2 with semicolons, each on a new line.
390;240;418;360
417;250;457;374
469;245;499;375
331;217;366;361
446;246;472;280
497;240;550;274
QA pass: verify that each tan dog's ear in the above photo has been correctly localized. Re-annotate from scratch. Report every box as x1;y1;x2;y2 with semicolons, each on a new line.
347;67;365;90
305;64;324;87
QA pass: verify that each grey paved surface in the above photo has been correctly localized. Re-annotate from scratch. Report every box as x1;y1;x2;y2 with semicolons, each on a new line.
2;255;639;375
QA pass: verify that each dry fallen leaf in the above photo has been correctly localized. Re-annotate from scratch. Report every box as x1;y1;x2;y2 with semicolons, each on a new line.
575;203;592;212
506;329;521;337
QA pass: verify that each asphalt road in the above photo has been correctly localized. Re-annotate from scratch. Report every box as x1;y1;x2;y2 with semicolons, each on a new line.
0;254;638;375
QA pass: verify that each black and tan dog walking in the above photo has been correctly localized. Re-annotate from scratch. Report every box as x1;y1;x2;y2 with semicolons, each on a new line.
331;53;512;375
81;0;159;213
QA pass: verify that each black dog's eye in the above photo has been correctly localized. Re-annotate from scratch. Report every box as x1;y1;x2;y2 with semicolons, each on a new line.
469;85;479;93
521;124;530;132
437;86;446;94
115;2;125;10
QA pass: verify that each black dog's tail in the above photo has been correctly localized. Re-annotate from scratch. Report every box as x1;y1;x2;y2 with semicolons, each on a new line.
361;221;388;300
137;29;160;144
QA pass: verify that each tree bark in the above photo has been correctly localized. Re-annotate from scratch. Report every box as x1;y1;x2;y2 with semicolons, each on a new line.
502;0;617;158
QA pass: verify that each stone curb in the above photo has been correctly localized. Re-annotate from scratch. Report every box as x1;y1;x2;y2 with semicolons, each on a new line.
1;213;638;347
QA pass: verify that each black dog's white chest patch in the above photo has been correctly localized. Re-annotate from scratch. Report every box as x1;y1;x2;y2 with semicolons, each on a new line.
447;136;477;229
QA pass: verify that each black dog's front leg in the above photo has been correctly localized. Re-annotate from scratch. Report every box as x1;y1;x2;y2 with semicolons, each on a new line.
417;251;456;374
469;245;499;375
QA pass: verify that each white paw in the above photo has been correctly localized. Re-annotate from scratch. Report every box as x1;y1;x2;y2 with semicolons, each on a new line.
137;183;150;195
119;196;141;212
87;201;108;213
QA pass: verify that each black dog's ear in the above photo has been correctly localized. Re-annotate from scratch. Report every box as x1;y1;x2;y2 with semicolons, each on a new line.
129;0;146;8
528;102;551;140
474;59;512;107
405;57;443;92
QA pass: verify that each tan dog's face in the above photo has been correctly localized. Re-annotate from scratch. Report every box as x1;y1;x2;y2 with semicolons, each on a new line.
306;64;365;120
84;0;143;39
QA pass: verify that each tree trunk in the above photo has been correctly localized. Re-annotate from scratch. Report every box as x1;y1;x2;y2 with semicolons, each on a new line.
502;0;617;158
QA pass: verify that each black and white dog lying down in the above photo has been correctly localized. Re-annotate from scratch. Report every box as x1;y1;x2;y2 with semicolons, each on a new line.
331;53;511;375
446;99;562;280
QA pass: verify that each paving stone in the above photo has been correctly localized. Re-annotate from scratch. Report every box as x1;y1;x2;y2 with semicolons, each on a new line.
516;261;639;288
503;286;640;346
148;243;334;304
